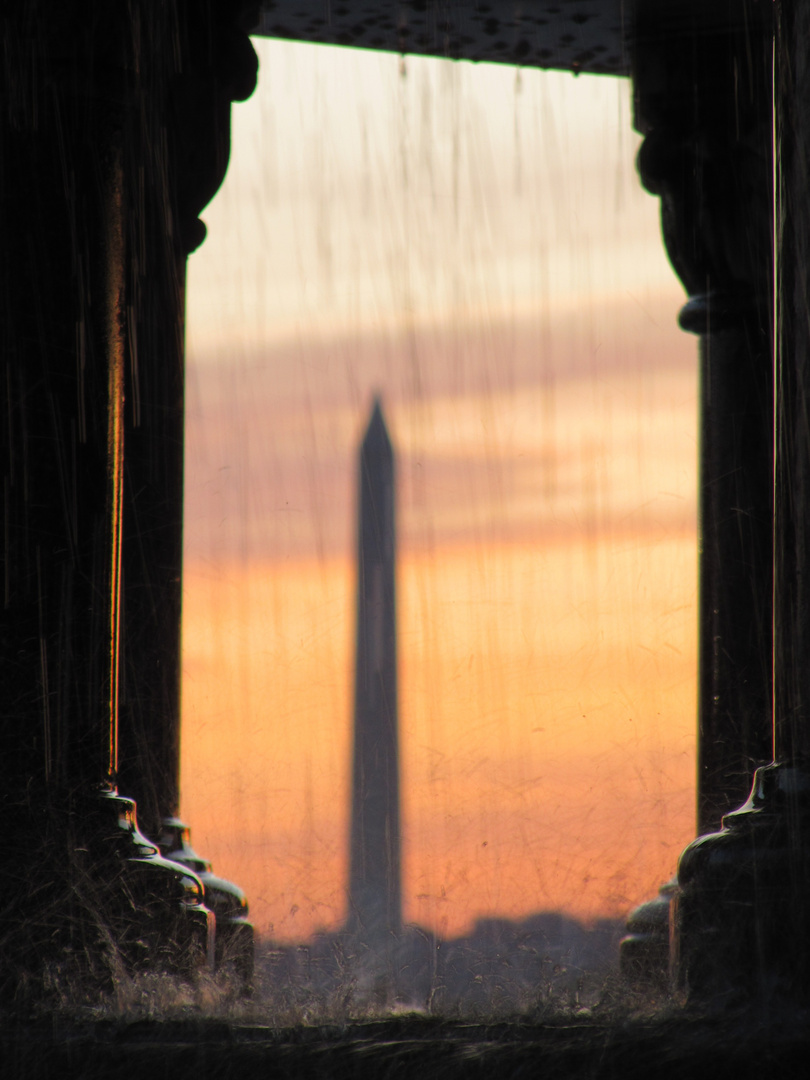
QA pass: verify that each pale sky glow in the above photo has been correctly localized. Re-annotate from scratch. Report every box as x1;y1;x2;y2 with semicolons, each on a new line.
181;38;697;942
187;40;680;356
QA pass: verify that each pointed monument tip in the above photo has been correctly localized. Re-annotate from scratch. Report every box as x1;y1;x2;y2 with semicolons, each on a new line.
362;393;392;450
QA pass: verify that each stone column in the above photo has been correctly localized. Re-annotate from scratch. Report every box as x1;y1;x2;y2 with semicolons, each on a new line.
672;0;810;1002
0;3;224;1001
621;1;774;982
112;0;257;980
117;0;259;834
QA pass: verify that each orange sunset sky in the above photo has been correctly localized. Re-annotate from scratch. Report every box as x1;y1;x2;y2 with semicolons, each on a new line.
179;39;697;942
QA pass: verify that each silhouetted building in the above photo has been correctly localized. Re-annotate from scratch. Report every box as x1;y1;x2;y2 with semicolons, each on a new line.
348;399;402;943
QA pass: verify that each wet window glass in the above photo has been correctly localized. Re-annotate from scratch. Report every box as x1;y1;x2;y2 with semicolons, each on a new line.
181;39;696;1012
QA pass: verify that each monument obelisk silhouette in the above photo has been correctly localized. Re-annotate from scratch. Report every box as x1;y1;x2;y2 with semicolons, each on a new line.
348;397;402;942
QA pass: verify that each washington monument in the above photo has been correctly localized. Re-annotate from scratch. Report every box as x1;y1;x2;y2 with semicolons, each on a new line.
347;398;402;942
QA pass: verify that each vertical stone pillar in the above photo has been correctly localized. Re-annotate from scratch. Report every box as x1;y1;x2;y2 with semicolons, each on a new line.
0;3;129;817
772;1;810;771
621;1;774;982
0;3;234;1001
112;0;258;980
348;399;403;944
634;1;775;835
672;0;810;1003
116;1;258;842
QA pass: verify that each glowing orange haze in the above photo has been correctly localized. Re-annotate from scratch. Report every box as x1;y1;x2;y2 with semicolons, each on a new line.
181;535;695;942
180;326;697;942
178;41;698;943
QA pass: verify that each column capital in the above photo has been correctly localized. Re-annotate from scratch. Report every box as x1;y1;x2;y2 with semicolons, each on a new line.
632;4;773;323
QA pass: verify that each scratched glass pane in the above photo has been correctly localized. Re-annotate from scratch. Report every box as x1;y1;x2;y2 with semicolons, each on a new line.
182;39;696;1013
